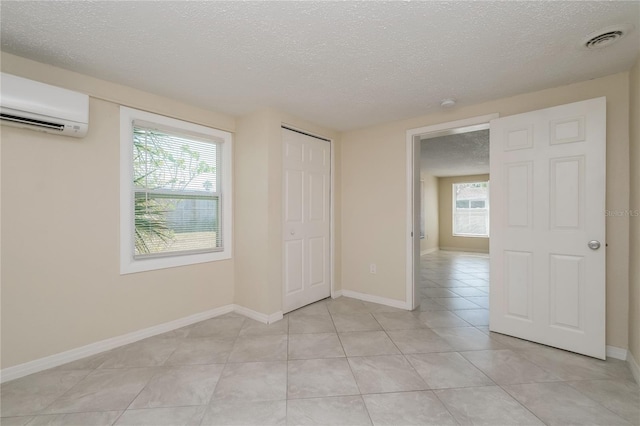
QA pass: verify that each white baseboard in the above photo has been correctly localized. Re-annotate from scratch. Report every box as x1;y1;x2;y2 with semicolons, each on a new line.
0;304;234;383
267;311;284;324
628;350;640;385
331;289;343;299
439;246;489;254
341;289;408;310
0;303;283;383
233;304;283;325
606;345;627;361
420;248;438;256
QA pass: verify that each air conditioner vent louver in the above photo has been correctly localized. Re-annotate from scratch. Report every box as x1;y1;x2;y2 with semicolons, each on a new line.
0;73;89;137
1;113;65;131
582;24;633;50
585;31;623;49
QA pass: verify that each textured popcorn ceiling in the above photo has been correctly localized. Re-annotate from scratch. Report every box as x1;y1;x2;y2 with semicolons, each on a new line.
421;130;490;177
1;1;638;131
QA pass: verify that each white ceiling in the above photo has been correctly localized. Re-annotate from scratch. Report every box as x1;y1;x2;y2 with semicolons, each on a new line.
421;130;489;178
1;1;638;131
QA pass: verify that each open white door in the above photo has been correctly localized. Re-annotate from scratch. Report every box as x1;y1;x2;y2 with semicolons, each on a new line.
282;128;331;313
490;97;606;359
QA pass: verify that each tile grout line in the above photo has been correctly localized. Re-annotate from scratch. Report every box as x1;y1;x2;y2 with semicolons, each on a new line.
545;380;634;422
199;316;244;425
429;387;464;425
326;299;376;425
23;369;94;419
497;383;554;426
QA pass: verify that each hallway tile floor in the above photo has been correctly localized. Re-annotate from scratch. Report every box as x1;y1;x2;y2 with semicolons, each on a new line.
1;251;638;425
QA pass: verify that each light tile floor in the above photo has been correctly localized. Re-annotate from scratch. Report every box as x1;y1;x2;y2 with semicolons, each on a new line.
1;251;638;425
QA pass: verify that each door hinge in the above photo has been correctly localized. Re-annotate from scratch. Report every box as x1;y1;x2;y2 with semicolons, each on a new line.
411;232;414;237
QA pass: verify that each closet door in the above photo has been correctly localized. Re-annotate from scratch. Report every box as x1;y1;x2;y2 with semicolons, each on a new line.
282;128;331;313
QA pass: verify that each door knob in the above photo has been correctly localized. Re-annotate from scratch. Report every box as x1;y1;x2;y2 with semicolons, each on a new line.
290;230;296;236
588;240;601;250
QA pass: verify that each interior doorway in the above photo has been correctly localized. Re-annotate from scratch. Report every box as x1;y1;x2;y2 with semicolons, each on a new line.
417;127;492;326
406;114;498;310
407;98;606;359
420;128;491;254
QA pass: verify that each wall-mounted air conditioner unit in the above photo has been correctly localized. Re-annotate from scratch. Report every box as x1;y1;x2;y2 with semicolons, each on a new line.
0;72;89;138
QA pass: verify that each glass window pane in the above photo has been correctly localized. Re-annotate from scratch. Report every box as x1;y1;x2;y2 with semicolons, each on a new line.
132;124;221;258
453;181;489;236
134;192;220;257
133;127;218;193
453;210;489;235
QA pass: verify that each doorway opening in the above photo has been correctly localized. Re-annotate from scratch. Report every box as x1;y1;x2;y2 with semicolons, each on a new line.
405;114;498;311
407;98;607;359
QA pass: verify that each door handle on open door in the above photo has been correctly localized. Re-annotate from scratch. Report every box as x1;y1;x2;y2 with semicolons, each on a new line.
588;240;601;250
290;230;296;236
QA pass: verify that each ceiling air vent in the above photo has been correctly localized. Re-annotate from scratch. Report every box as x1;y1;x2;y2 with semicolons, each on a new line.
583;24;633;49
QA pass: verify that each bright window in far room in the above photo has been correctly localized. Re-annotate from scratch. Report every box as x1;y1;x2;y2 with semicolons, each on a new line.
452;181;489;237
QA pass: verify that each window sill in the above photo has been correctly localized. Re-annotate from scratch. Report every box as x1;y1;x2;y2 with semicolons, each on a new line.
120;249;231;275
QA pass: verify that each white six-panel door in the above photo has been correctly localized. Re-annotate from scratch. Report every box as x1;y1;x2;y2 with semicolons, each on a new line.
282;128;331;313
489;97;606;359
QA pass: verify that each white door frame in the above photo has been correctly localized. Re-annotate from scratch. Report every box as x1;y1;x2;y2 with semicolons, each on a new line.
281;124;337;307
405;113;499;310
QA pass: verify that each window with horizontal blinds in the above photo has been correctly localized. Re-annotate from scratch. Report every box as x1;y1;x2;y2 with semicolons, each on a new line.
120;107;232;274
132;122;222;258
453;181;490;237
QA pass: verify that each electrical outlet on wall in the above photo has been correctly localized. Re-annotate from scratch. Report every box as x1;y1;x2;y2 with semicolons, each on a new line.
369;263;377;274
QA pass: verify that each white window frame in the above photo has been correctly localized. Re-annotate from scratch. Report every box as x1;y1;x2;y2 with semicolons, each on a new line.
452;181;490;238
120;107;232;274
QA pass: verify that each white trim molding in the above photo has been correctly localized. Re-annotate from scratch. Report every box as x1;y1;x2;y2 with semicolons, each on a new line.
233;304;283;325
605;345;627;361
341;289;408;310
0;303;283;384
0;304;234;383
420;248;439;256
439;246;490;254
628;350;640;385
268;311;285;324
331;289;343;299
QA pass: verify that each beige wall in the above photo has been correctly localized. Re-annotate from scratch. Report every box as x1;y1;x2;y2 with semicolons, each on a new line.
341;72;631;348
0;53;234;133
438;174;490;253
0;53;341;368
234;111;271;314
1;53;237;369
234;110;340;315
420;172;439;253
629;56;640;367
